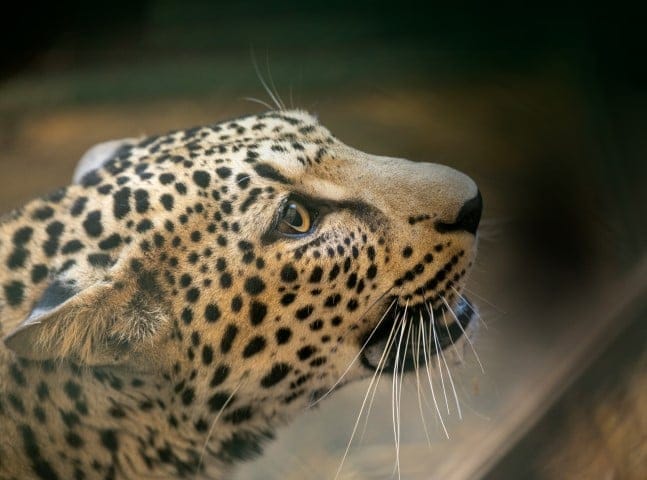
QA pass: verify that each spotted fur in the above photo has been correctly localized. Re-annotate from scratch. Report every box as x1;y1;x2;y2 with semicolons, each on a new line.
0;110;481;479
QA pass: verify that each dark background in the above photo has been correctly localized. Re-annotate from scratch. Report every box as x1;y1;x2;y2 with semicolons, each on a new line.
1;2;645;478
2;1;644;266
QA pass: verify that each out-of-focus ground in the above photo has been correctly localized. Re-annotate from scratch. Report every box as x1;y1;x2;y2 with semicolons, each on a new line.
1;3;645;478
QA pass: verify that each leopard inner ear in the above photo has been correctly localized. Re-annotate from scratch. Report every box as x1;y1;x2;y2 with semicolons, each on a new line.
4;278;110;363
73;138;140;184
3;272;168;366
25;278;79;324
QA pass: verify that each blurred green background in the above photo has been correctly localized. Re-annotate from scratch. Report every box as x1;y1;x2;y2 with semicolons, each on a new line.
1;2;645;478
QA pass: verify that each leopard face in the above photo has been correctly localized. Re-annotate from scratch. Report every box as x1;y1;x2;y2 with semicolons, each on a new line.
0;110;481;479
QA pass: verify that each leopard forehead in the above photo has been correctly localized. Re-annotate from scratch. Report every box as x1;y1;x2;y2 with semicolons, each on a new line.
0;108;479;478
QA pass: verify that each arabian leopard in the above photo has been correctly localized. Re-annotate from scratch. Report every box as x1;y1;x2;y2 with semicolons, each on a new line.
0;109;482;479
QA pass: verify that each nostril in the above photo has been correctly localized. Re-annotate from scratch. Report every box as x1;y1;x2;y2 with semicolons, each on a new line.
435;190;483;235
457;190;483;234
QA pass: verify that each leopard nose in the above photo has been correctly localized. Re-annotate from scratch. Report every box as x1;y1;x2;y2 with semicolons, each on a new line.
436;190;483;235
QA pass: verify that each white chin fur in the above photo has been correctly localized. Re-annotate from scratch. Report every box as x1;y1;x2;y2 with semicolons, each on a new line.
363;340;390;368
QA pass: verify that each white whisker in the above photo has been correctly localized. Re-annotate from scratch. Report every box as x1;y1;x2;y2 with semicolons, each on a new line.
334;307;401;480
391;308;408;480
413;322;433;446
430;305;464;420
439;335;463;420
196;383;242;476
288;83;295;110
242;96;274;110
359;307;402;442
251;48;283;111
451;286;488;329
264;52;286;110
420;313;449;438
395;319;412;480
442;296;485;373
462;285;505;314
442;310;464;363
309;298;397;408
234;175;251;186
428;304;450;415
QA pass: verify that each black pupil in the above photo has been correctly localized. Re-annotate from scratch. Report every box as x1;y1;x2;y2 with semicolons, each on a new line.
284;204;304;228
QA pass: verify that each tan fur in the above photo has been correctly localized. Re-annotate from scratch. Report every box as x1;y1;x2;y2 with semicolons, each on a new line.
0;110;480;479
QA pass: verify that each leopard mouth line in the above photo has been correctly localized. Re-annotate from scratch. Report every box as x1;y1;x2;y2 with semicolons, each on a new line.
360;296;475;372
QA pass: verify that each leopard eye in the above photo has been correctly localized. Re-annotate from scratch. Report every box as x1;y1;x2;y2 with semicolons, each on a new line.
278;200;313;235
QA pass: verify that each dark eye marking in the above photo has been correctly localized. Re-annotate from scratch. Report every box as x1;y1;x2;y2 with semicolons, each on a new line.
253;163;292;185
261;194;386;245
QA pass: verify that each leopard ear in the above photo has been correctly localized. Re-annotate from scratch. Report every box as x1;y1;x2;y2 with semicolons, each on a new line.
73;138;140;184
4;270;168;366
